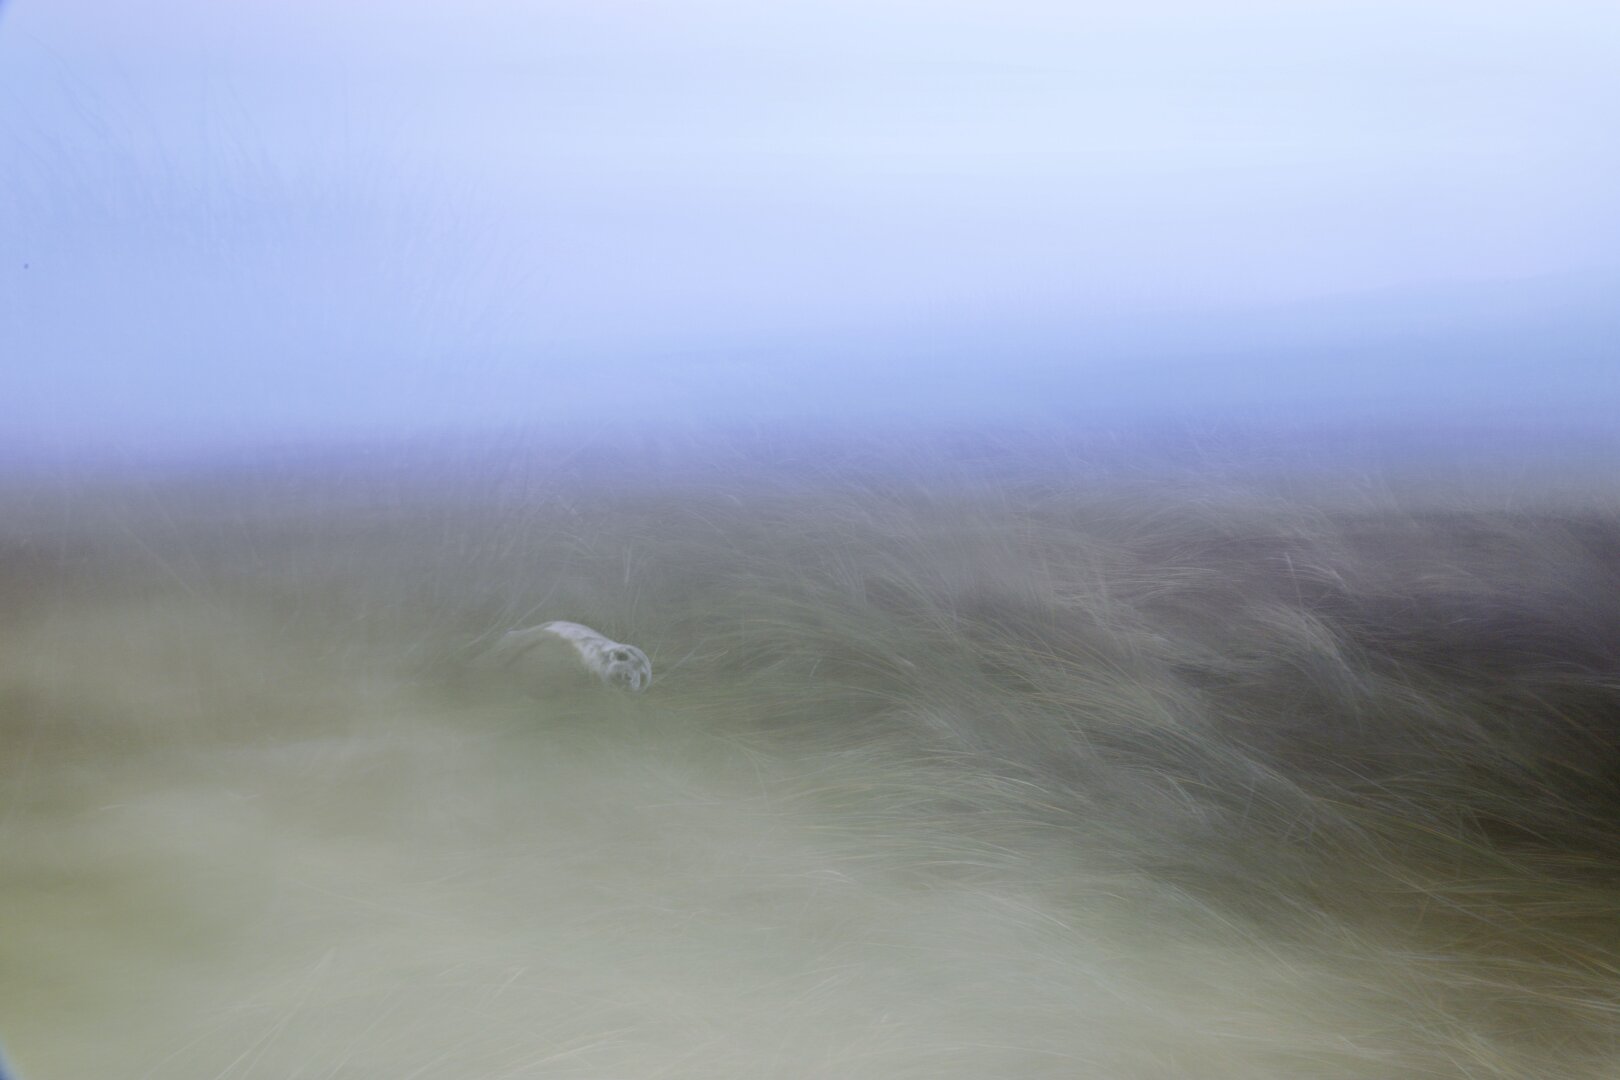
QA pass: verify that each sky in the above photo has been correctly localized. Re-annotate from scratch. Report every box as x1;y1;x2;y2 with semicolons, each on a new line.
1;0;1617;459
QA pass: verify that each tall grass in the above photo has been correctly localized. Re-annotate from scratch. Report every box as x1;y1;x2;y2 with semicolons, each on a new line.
2;446;1618;1077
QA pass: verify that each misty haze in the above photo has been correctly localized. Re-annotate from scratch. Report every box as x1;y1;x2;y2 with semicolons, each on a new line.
2;2;1618;1078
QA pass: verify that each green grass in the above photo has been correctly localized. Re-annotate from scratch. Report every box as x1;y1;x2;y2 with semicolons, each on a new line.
2;451;1618;1077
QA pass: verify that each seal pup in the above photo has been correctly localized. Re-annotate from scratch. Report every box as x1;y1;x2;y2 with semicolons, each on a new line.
479;621;652;693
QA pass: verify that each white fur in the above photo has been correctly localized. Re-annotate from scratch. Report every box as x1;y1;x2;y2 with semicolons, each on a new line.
484;620;652;692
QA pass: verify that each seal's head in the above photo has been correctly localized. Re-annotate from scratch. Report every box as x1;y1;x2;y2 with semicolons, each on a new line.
601;643;652;692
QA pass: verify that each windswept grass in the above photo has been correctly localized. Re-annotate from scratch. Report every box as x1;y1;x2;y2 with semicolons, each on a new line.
2;449;1618;1077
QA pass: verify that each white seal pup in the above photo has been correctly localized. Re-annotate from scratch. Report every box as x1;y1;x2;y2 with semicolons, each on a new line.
479;621;652;693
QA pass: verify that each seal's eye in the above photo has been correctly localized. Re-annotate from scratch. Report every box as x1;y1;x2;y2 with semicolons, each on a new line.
611;648;630;662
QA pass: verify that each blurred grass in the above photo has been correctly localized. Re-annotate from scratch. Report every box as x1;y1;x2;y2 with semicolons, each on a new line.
2;453;1619;1077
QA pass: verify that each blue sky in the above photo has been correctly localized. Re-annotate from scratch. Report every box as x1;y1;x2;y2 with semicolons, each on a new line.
2;0;1617;458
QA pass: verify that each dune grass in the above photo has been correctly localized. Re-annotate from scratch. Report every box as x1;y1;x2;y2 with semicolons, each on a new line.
2;448;1618;1077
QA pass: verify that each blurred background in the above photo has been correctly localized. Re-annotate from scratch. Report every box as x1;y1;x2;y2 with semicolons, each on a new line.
6;7;1620;1078
2;0;1616;468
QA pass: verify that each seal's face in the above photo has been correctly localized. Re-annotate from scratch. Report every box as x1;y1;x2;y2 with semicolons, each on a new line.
602;644;652;692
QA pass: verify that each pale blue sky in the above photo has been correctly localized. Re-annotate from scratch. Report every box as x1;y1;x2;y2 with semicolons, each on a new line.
2;0;1617;458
